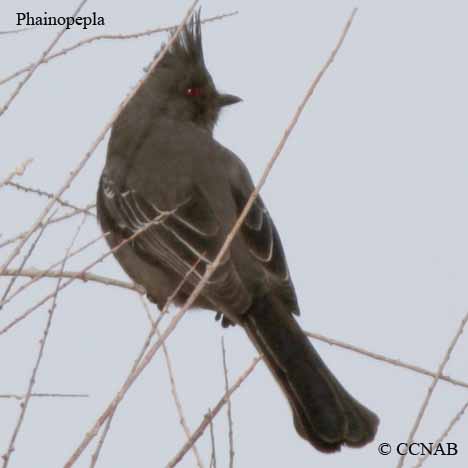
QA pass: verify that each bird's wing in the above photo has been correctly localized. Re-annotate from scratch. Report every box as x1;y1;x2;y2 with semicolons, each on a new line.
232;186;290;281
99;174;228;288
228;157;299;314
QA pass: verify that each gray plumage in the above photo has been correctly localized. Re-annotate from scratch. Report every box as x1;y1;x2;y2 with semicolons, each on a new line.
97;11;379;452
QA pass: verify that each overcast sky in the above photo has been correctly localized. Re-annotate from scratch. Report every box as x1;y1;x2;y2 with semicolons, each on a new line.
1;1;468;467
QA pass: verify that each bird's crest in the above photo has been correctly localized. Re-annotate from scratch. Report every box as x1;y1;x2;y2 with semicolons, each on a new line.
160;10;205;67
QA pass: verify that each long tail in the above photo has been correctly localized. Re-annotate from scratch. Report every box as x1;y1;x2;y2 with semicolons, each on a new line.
242;295;379;453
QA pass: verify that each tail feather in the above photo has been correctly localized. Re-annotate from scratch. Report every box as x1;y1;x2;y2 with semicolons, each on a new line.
242;295;379;452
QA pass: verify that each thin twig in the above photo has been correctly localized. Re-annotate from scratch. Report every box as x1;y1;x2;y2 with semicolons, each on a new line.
153;301;205;468
0;0;88;117
305;331;468;391
88;411;115;466
88;295;171;467
0;12;238;87
0;204;96;249
396;311;468;468
5;182;95;216
89;296;205;468
412;398;468;468
70;287;193;466
1;215;86;467
167;357;262;468
221;338;234;468
208;410;217;468
67;263;203;465
0;26;37;35
0;219;157;334
0;159;33;190
0;232;111;310
83;254;200;467
0;393;89;400
0;211;55;308
1;268;142;294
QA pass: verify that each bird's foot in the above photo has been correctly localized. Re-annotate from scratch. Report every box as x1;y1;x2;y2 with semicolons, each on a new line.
215;311;234;328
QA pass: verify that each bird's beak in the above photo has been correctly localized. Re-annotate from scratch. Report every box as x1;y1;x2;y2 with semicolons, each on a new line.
218;93;242;107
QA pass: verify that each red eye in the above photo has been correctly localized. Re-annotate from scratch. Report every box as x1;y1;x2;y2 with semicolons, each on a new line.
185;87;203;97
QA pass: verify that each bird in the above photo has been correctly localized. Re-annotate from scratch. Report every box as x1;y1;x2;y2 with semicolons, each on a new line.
96;10;379;453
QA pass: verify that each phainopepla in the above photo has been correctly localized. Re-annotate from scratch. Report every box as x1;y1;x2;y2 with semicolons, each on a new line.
96;11;379;452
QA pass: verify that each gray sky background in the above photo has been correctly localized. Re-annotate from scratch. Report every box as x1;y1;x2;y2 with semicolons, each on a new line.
1;1;468;467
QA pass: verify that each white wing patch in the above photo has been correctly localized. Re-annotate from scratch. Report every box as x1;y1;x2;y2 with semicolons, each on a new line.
101;175;227;285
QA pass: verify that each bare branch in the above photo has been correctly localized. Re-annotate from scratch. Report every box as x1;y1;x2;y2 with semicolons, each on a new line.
1;189;207;331
0;393;89;400
0;210;55;308
0;204;96;249
1;215;86;467
0;216;165;334
221;338;234;468
0;12;238;87
396;311;468;468
208;410;217;468
412;398;468;468
154;304;205;468
0;0;88;117
0;159;33;190
1;268;142;294
0;232;110;310
68;254;201;466
88;414;114;467
167;356;262;468
306;331;468;391
4;182;95;216
88;295;205;468
0;26;37;36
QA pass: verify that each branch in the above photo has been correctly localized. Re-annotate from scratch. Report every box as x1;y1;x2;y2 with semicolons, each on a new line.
396;311;468;468
306;331;468;391
0;12;238;87
0;211;54;307
155;308;205;468
0;231;110;310
1;215;86;467
4;182;95;216
1;268;142;294
0;0;88;117
0;204;96;249
65;257;202;466
412;398;468;468
88;296;205;468
0;393;89;400
221;338;234;468
0;26;37;36
0;159;33;190
0;215;167;333
167;357;262;467
208;409;217;468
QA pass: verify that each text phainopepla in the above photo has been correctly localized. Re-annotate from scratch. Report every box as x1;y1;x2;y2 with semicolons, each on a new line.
96;11;379;452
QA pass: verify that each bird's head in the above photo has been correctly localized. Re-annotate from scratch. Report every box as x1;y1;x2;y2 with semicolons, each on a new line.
143;10;241;132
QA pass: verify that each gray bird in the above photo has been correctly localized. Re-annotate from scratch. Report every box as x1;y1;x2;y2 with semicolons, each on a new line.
96;11;379;453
